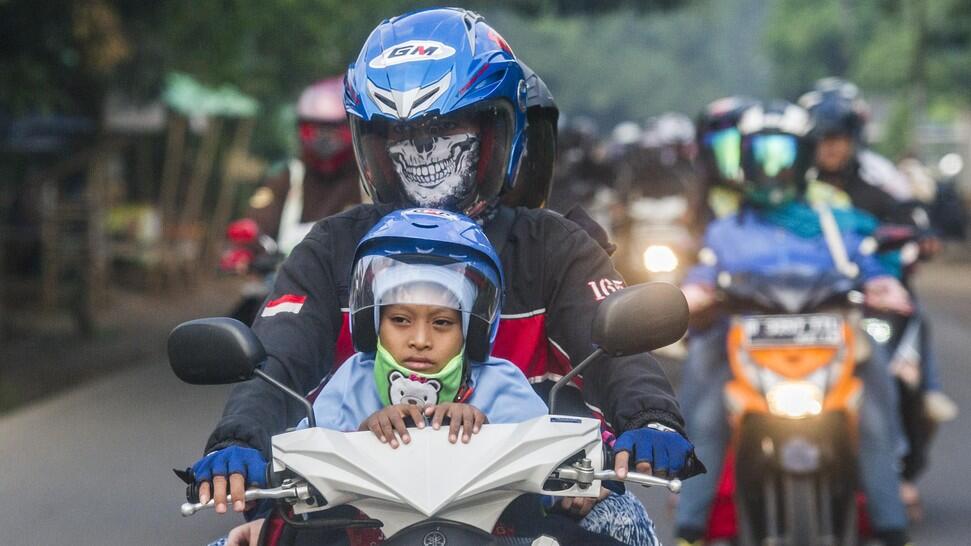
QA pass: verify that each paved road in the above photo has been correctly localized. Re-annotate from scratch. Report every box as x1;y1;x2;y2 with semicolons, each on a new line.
1;261;969;545
0;361;235;545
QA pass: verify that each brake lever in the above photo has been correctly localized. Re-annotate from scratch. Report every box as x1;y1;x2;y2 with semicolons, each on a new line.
554;460;682;493
180;482;312;517
595;469;682;493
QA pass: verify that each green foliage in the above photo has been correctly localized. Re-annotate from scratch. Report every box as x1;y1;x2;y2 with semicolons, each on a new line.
765;0;971;106
482;0;772;128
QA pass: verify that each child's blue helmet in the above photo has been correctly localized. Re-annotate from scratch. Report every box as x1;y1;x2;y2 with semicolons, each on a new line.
344;8;528;216
349;208;504;362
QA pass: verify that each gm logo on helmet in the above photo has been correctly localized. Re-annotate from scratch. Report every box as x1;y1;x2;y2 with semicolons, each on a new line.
369;40;456;69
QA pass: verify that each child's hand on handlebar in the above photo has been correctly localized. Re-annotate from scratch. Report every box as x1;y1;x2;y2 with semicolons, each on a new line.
360;403;427;448
425;403;488;444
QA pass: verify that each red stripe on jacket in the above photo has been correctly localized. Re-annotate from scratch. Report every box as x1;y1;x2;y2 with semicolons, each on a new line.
266;294;307;307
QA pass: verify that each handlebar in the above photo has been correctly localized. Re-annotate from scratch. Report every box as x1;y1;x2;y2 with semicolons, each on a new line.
553;460;682;493
180;482;312;517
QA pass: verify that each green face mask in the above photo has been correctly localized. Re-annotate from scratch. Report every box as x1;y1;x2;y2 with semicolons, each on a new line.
373;340;464;408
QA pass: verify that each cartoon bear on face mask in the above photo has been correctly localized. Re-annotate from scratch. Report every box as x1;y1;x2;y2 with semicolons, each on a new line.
387;370;442;407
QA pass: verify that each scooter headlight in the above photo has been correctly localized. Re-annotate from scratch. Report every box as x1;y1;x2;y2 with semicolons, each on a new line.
861;318;893;344
766;381;824;419
643;245;679;273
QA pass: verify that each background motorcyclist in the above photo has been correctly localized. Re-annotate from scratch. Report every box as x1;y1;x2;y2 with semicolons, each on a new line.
219;76;362;325
610;113;698;284
222;76;362;273
798;78;928;230
191;8;697;545
674;101;914;546
690;95;758;233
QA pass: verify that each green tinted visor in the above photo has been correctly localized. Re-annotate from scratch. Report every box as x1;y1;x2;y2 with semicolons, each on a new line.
703;128;742;182
750;134;798;178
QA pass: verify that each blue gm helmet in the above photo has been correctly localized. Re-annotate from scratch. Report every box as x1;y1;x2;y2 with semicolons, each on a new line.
349;208;504;362
344;8;528;216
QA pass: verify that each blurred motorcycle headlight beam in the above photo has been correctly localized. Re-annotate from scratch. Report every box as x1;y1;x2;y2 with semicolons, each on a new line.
643;245;678;273
862;318;893;344
766;382;824;419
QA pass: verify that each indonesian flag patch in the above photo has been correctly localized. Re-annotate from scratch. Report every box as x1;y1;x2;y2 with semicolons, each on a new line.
261;294;307;317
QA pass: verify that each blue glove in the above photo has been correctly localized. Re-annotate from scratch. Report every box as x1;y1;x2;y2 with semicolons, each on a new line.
191;445;267;487
613;423;696;478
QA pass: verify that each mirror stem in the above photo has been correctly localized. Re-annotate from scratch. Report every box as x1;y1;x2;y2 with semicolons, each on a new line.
253;369;316;429
549;347;605;415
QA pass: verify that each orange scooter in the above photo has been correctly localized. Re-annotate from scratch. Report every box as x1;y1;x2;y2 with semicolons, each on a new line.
715;271;868;546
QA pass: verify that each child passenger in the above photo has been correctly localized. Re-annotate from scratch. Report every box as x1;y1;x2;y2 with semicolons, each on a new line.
306;208;548;444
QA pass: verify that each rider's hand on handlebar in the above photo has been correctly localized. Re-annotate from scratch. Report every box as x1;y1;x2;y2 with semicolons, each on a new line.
425;403;488;444
226;519;264;546
682;284;716;315
361;403;426;448
191;445;267;514
613;423;697;480
864;276;913;315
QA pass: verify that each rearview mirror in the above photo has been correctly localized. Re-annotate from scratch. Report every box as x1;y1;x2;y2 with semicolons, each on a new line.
592;282;689;356
168;317;266;385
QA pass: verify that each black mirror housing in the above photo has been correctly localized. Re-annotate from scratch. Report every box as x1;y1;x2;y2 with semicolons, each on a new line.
168;317;266;385
592;282;689;356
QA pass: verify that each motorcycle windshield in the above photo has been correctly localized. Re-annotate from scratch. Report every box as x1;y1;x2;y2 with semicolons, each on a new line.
723;270;857;314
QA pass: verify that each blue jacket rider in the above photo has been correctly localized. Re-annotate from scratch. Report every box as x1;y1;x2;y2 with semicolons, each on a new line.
674;102;914;546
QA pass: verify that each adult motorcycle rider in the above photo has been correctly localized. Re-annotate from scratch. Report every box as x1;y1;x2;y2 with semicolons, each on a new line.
220;77;362;325
673;101;914;546
190;7;700;544
690;95;758;233
244;76;362;255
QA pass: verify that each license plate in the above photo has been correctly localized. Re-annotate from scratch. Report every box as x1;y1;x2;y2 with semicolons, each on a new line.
742;314;844;347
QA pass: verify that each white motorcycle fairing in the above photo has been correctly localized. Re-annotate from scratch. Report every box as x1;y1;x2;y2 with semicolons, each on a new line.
271;415;603;538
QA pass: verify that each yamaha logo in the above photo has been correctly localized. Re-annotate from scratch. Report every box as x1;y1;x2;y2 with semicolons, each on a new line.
369;40;456;69
422;529;447;546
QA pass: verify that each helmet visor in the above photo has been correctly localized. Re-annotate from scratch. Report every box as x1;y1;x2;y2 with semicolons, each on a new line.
740;133;804;204
350;254;501;331
742;133;801;182
299;122;352;159
350;101;514;211
703;127;742;182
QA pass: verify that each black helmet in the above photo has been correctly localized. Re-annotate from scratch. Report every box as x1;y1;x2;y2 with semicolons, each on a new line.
502;61;559;209
696;96;758;188
799;79;869;142
737;101;814;207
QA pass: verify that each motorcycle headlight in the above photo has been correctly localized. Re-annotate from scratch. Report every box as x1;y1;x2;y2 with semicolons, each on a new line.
766;381;824;419
643;245;679;273
861;318;893;344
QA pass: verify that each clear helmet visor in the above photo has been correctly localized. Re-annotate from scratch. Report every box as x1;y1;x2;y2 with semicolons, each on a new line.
349;255;501;336
350;101;514;211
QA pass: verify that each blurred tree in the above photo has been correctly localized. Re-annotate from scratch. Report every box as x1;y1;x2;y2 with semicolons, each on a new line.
1;0;424;154
765;0;971;156
494;0;689;17
481;0;771;128
0;0;132;117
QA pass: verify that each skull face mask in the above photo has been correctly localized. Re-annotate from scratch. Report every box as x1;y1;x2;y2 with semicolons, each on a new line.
387;133;480;209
